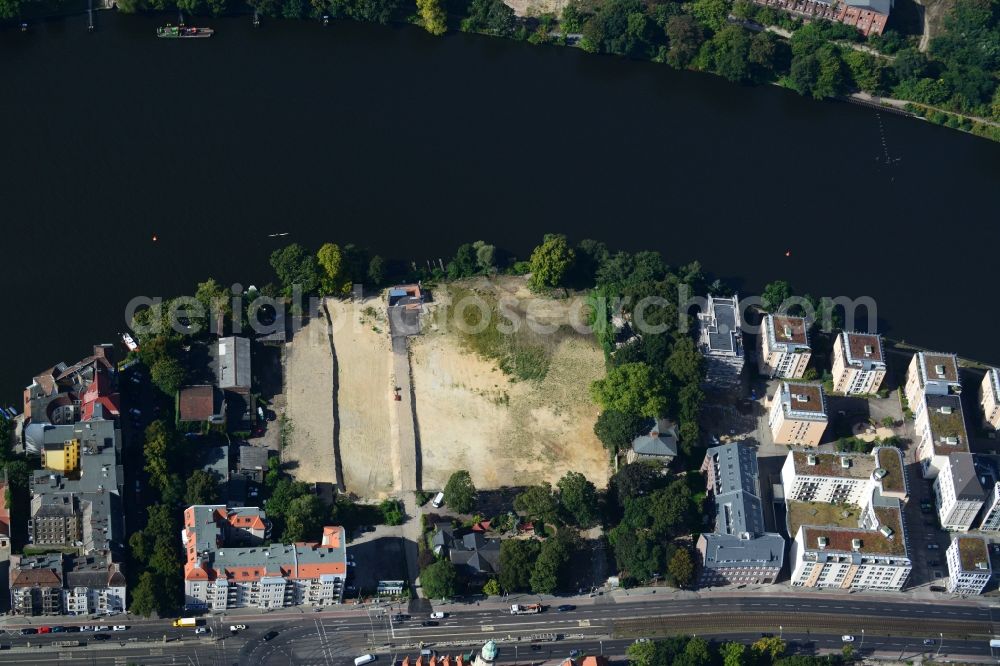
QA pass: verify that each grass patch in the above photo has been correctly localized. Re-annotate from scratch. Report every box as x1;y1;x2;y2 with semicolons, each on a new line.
441;286;551;382
787;500;860;536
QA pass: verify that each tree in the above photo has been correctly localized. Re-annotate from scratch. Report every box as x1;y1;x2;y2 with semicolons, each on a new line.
143;420;178;493
448;243;479;278
530;532;573;594
649;480;696;537
150;356;186;396
790;52;821;98
893;47;928;82
667;547;694;587
590;362;668;418
283;494;328;542
608;524;662;581
557;472;598;527
720;642;748;666
611;461;661;504
416;0;448;34
317;243;348;295
761;280;792;312
379;498;404;526
195;278;231;319
149;537;182;578
443;470;476;514
580;0;651;57
185;470;220;506
626;639;655;666
528;233;575;291
462;0;515;36
270;243;321;296
472;240;496;272
129;530;152;563
665;15;705;69
499;539;541;592
667;337;703;385
367;255;386;286
421;559;458;599
594;410;647;452
690;0;731;31
515;483;559;524
701;25;754;83
130;572;158;617
752;636;787;662
482;578;501;596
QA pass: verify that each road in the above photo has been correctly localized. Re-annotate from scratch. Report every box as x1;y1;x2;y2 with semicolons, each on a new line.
0;594;996;665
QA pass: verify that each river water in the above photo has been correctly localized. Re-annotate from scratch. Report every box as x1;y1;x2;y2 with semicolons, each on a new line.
1;13;999;400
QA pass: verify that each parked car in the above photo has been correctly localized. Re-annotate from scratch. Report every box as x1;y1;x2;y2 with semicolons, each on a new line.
19;628;37;636
929;585;946;592
430;612;446;619
431;492;445;508
96;626;110;631
194;627;209;634
112;626;127;632
556;605;576;612
37;627;51;634
230;625;247;632
92;634;110;641
928;543;940;550
841;636;855;643
923;639;936;646
50;626;66;633
263;631;279;641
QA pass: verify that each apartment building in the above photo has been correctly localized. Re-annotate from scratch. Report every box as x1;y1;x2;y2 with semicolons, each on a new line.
905;351;961;413
914;393;970;479
751;0;890;36
933;453;986;531
9;552;126;616
758;314;811;379
980;368;1000;431
831;332;886;395
183;505;346;611
785;447;911;591
697;295;745;390
781;447;908;506
945;536;992;595
980;481;1000;532
769;382;828;446
23;345;120;427
696;442;785;587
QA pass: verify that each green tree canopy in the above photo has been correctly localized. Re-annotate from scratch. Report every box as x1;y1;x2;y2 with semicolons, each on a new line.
270;243;321;296
667;547;695;587
761;280;793;312
443;470;476;514
150;356;187;396
130;572;158;617
530;531;575;593
317;243;348;295
590;362;668;418
416;0;448;34
515;483;560;524
282;494;328;542
594;410;648;452
184;470;220;506
499;539;542;592
462;0;516;36
528;233;576;291
557;471;598;527
421;559;458;599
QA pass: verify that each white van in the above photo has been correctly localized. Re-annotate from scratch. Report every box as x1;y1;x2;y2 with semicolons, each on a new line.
355;655;377;666
431;492;445;508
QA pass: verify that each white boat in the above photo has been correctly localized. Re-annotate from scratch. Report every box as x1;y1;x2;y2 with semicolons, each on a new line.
122;333;139;352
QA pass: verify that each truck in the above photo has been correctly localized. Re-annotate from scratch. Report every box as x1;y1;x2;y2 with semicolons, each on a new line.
510;604;543;615
172;618;198;628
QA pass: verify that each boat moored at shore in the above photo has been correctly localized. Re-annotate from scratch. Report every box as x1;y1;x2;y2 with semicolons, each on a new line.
156;24;213;38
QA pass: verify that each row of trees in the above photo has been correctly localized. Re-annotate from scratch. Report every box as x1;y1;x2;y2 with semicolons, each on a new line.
270;242;385;298
625;634;847;666
513;471;599;528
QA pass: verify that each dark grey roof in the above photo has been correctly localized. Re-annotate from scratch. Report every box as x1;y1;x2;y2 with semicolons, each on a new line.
949;453;986;501
699;296;743;355
239;445;269;472
631;419;679;458
700;533;785;570
449;533;501;575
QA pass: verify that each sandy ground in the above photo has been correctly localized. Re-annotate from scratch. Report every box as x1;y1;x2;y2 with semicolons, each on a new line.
503;0;570;17
328;298;395;497
412;277;610;491
282;311;336;485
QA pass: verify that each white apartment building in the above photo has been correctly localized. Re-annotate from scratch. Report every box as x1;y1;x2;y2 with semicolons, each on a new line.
980;368;1000;431
759;314;811;379
785;447;911;591
980;481;1000;532
914;394;970;479
831;332;886;395
945;536;992;595
933;453;986;531
905;351;961;412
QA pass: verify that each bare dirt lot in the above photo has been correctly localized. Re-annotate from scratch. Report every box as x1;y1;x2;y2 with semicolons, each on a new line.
412;276;610;491
282;312;336;485
329;298;394;497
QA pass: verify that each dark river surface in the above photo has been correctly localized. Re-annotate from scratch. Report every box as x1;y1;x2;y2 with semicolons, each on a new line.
2;12;999;401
